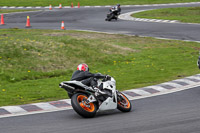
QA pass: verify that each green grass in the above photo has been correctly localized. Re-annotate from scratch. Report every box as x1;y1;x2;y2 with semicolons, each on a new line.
132;7;200;23
0;9;38;14
0;29;199;106
0;0;199;7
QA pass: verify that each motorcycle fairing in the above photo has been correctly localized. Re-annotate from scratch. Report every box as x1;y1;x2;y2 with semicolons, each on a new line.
97;78;117;111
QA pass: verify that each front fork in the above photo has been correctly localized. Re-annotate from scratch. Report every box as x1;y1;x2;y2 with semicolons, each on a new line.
85;95;97;104
116;91;125;101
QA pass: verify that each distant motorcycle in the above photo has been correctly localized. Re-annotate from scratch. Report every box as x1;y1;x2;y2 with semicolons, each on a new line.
105;8;119;21
59;75;132;118
197;56;200;69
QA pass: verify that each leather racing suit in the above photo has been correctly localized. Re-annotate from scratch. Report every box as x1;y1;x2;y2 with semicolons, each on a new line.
71;70;106;88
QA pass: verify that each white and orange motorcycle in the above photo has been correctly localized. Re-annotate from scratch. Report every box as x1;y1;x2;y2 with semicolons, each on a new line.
59;75;132;118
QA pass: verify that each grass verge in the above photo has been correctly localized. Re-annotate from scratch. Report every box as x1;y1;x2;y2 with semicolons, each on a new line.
0;0;199;7
0;29;199;106
132;7;200;23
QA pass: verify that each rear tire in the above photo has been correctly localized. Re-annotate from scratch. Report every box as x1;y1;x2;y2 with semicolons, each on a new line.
71;93;98;118
117;92;132;112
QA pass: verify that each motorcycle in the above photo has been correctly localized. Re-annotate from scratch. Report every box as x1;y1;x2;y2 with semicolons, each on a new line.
105;8;119;21
197;56;200;69
59;75;132;118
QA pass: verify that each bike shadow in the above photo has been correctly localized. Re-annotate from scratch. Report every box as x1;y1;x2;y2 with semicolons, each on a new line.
68;108;134;119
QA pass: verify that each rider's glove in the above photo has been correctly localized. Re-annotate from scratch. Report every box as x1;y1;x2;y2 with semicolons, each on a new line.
105;75;111;80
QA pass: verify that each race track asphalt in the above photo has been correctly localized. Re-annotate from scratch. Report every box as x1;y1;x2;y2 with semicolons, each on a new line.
0;86;200;133
0;3;200;133
0;3;200;42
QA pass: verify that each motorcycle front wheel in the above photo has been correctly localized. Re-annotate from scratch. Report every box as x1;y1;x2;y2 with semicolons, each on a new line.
117;92;132;112
71;93;98;118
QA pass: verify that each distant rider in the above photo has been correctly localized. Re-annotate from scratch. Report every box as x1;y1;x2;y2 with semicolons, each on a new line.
71;63;109;91
110;4;121;16
198;56;200;69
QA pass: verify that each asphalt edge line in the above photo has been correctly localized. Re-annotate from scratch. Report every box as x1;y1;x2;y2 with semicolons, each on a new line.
1;10;42;15
128;82;200;100
118;9;200;25
69;29;200;43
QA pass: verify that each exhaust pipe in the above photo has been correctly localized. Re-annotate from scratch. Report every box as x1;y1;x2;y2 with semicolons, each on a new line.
59;82;75;93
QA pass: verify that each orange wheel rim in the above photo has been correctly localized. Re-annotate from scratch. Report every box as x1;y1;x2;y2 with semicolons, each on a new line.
118;94;130;108
77;95;95;112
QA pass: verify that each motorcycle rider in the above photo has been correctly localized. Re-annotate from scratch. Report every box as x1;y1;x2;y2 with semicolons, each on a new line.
106;4;121;21
71;63;109;91
116;4;121;15
110;4;121;16
198;55;200;69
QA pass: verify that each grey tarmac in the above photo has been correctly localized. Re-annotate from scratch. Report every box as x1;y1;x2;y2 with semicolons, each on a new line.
0;2;200;42
0;86;200;133
0;2;200;133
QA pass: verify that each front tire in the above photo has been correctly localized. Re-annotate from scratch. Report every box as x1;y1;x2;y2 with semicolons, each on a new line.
117;92;132;112
71;93;98;118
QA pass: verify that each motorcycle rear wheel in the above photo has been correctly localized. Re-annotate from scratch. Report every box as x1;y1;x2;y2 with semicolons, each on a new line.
117;92;132;112
71;93;98;118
